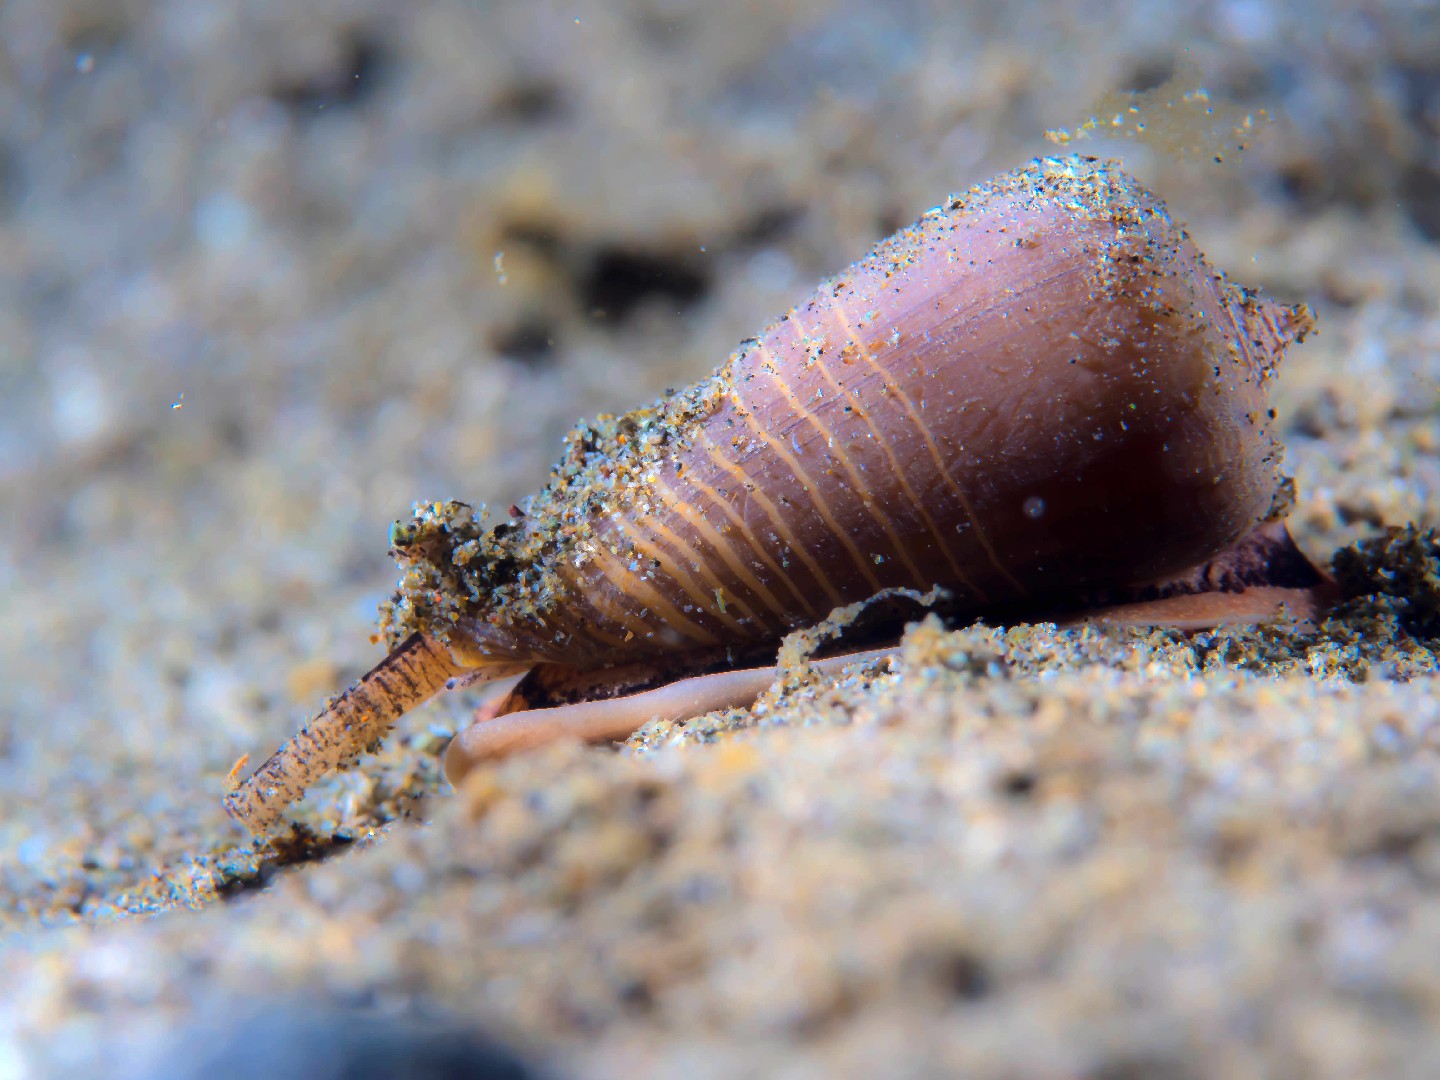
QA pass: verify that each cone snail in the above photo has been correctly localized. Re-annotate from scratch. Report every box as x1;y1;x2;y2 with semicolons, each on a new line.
224;155;1320;834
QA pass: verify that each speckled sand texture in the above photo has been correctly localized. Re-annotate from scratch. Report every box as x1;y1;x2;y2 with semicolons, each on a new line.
2;1;1440;1077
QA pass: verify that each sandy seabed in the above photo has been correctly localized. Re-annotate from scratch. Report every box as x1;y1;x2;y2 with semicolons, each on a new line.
2;1;1440;1077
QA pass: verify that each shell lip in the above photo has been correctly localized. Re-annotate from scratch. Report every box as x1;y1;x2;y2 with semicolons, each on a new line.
469;523;1329;718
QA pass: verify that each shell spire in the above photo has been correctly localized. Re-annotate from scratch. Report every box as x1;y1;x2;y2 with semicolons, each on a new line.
1231;290;1315;380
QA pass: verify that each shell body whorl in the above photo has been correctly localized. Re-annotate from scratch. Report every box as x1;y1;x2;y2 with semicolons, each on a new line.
385;156;1311;670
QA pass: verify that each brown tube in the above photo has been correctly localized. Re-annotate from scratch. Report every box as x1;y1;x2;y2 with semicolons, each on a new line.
225;633;471;834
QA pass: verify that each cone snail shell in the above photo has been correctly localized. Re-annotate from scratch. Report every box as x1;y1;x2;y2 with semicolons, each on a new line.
383;154;1310;663
224;154;1315;834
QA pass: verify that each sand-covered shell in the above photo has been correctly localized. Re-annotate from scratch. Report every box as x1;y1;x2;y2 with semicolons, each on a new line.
383;155;1311;668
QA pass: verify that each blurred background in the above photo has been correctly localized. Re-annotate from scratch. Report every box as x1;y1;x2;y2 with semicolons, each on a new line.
1;0;1438;999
